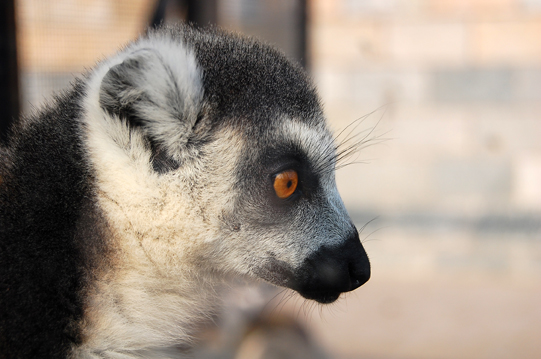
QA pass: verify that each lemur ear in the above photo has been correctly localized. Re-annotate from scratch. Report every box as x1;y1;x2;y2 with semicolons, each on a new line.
99;48;203;161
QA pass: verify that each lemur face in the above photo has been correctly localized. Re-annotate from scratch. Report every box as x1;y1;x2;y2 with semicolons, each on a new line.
220;119;371;303
92;26;370;304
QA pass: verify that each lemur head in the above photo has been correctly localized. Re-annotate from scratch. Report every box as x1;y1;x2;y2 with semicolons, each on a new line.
90;25;370;304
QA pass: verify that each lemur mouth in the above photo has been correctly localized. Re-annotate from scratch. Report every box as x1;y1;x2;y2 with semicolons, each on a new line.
294;259;370;304
257;232;370;304
297;290;341;304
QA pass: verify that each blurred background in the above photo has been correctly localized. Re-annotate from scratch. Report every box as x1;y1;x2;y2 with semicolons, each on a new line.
1;0;540;358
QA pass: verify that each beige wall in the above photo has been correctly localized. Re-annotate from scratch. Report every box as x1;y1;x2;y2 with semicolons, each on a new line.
306;3;541;357
310;0;541;215
12;2;541;357
16;0;156;109
17;0;154;71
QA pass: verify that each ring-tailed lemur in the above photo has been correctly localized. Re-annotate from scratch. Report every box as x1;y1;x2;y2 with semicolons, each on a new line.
0;25;370;358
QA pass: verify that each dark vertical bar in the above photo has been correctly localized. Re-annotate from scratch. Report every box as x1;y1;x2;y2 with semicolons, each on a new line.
150;0;169;28
186;0;218;27
298;0;308;69
0;0;20;143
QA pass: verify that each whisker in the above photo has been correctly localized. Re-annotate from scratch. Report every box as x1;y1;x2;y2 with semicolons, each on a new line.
357;217;379;235
361;226;387;244
283;290;298;313
263;288;288;316
333;105;388;142
314;106;392;176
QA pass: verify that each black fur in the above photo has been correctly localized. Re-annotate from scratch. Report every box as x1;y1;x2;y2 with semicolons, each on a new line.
0;82;109;358
179;26;323;127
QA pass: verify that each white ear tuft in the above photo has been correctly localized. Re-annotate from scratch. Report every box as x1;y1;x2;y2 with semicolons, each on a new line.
99;46;203;159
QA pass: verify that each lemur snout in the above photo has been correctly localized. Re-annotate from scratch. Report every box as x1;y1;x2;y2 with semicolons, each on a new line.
293;230;370;304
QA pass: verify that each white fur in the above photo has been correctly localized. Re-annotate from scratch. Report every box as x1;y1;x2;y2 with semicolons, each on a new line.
75;35;244;359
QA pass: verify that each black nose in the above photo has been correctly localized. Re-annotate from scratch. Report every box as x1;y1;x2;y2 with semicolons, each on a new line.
293;230;371;304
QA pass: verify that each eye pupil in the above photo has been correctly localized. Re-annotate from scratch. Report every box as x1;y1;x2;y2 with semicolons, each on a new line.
273;170;298;199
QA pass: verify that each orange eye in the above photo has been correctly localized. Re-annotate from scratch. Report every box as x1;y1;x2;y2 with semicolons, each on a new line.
273;170;298;199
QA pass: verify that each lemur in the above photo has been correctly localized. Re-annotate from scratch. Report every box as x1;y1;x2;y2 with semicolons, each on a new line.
0;25;370;358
